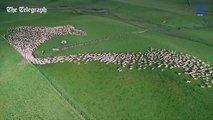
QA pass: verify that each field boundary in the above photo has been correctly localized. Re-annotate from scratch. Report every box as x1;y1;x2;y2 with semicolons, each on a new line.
0;34;6;40
32;64;96;120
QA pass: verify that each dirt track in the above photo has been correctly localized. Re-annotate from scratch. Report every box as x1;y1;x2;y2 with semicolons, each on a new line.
53;30;148;52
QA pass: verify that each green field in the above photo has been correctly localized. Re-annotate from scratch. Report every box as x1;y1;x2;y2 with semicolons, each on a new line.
1;0;213;120
0;38;85;120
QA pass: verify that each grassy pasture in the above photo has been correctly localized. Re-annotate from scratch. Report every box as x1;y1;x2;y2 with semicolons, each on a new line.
0;37;84;120
34;1;213;120
35;15;213;64
36;61;213;120
1;0;213;120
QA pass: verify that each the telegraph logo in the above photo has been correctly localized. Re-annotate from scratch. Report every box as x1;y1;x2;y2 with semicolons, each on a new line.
6;6;47;14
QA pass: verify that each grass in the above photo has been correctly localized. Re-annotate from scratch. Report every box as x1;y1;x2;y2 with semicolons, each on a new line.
0;38;84;120
36;16;213;64
1;0;213;120
36;62;213;120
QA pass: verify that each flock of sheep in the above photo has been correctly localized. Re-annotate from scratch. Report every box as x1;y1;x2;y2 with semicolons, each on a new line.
5;25;86;63
5;25;213;88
